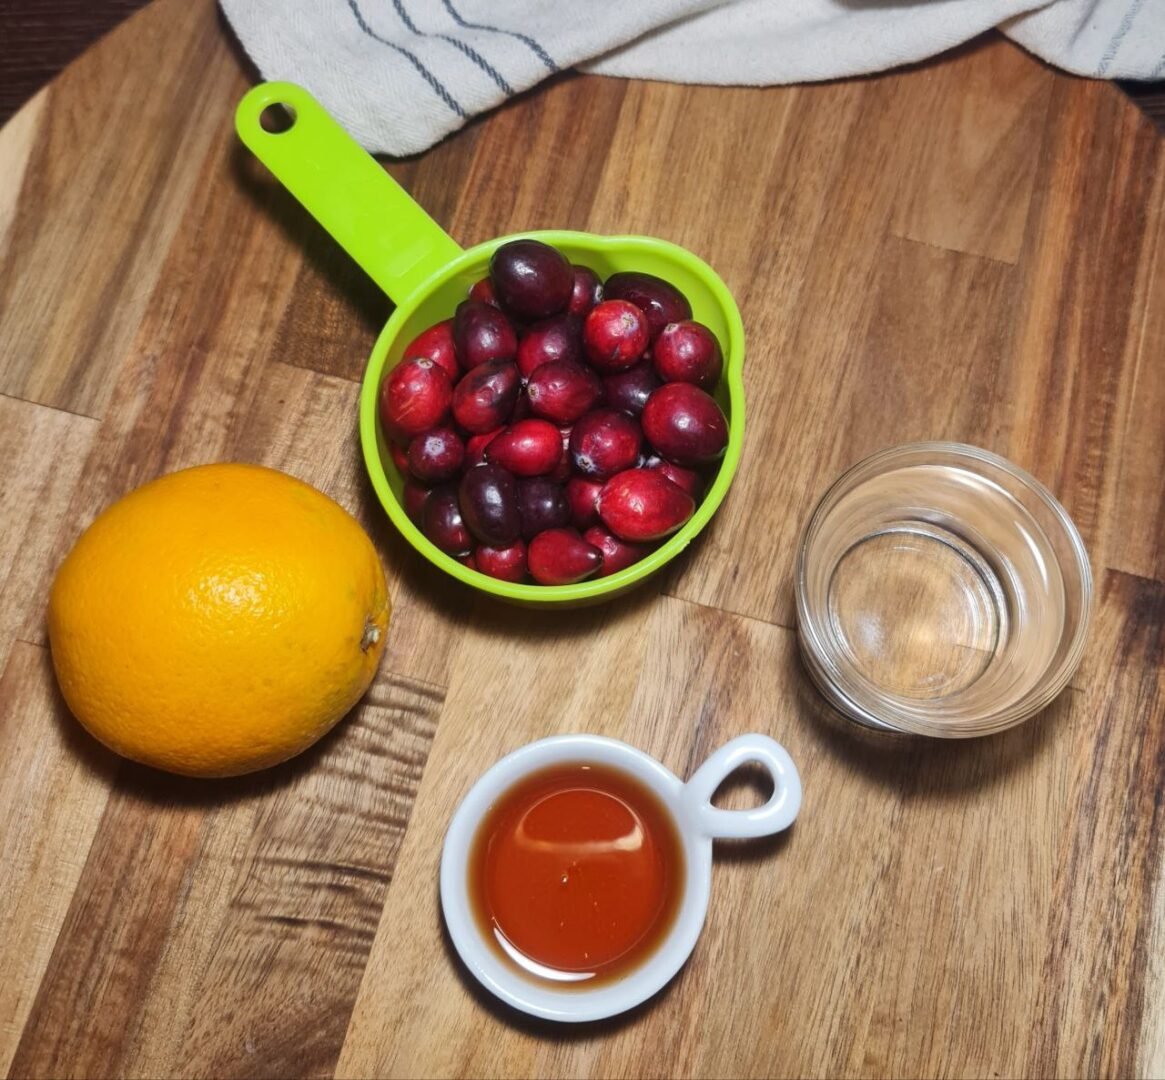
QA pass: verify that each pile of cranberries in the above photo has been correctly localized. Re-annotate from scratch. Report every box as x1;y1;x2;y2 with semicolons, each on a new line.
379;239;729;586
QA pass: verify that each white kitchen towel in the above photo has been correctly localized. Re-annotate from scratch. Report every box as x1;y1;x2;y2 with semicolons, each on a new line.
220;0;1165;156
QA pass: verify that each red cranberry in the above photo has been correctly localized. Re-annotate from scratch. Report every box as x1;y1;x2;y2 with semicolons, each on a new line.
516;314;583;378
641;383;728;466
653;321;722;390
517;478;570;540
602;360;661;416
570;408;643;480
597;468;695;542
527;528;602;585
489;239;573;321
485;419;563;477
422;484;473;555
379;357;453;442
465;428;502;467
566;477;603;529
452;360;520;433
583;526;650;577
475;540;527;583
526;360;603;425
583;300;650;372
402;480;430;523
454;300;517;370
567;265;603;318
603;271;692;340
402;319;459;381
468;277;498;307
647;458;703;498
458;464;521;547
408;425;465;484
389;442;411;474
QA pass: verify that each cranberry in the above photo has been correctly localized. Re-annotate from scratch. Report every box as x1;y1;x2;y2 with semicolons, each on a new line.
515;314;583;378
602;360;661;416
597;468;695;541
422;484;473;555
566;477;603;529
402;319;459;381
458;463;521;547
567;265;603;318
468;277;498;307
641;383;728;466
583;300;650;372
647;458;703;498
526;360;603;425
465;428;502;467
408;425;465;484
475;540;528;583
453;300;517;370
527;528;602;585
603;271;692;340
486;419;563;477
583;526;650;577
379;357;453;443
517;478;570;540
570;408;643;480
489;239;573;321
452;360;520;434
653;321;722;390
389;442;411;474
402;480;430;523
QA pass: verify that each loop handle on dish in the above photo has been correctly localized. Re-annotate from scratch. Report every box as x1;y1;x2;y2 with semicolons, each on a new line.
235;81;463;304
683;734;801;840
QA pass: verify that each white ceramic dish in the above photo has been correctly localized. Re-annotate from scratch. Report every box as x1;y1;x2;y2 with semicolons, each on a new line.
440;733;801;1023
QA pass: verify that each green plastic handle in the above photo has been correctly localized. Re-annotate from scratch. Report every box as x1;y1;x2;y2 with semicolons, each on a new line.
235;82;463;304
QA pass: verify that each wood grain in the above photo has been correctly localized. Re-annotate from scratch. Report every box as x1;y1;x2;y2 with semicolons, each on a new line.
0;1;1163;1076
889;41;1053;264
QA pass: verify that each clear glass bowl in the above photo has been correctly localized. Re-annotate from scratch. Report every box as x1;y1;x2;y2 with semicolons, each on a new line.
794;443;1092;737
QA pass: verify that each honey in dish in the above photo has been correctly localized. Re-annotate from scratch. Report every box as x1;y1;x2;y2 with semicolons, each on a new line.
469;762;684;986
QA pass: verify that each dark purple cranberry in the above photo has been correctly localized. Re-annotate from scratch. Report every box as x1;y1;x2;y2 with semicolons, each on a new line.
567;265;603;318
458;463;521;547
602;360;661;416
422;484;473;555
453;300;517;370
517;478;571;540
489;239;573;321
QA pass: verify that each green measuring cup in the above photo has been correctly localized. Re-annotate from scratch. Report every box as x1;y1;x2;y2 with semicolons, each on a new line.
236;82;745;605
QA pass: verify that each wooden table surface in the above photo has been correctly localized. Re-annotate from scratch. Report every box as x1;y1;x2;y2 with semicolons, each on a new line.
2;0;1163;1076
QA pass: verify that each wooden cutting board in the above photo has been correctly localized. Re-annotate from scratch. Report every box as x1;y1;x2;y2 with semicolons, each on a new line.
1;0;1163;1076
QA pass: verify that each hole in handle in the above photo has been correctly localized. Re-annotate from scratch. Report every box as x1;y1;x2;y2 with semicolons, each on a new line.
260;103;297;134
710;762;775;811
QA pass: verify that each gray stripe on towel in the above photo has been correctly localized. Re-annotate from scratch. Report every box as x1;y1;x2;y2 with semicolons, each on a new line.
346;0;466;117
391;0;515;95
440;0;558;72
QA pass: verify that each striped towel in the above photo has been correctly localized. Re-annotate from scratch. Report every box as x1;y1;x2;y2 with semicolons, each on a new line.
220;0;1165;156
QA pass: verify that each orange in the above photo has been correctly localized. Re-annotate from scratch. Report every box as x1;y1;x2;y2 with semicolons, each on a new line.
47;463;390;777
